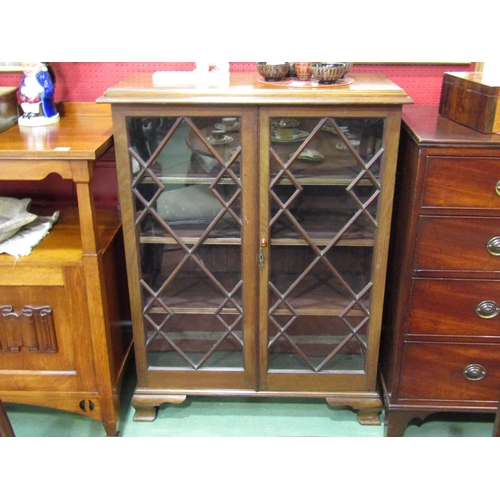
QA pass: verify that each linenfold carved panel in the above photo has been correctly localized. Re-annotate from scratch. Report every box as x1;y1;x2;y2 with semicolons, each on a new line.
0;305;58;353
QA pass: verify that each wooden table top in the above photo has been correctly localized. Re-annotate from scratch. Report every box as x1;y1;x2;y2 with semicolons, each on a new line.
0;103;113;161
98;72;413;106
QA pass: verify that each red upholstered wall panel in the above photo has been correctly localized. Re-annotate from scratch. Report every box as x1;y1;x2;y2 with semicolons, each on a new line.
0;62;477;205
0;62;476;106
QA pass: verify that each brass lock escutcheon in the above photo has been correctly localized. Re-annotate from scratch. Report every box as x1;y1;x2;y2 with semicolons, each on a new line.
475;300;500;319
486;236;500;256
495;180;500;197
463;364;486;381
259;239;267;269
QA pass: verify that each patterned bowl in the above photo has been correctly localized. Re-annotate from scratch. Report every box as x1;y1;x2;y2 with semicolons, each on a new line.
311;63;346;84
342;62;353;74
257;62;290;82
294;62;314;81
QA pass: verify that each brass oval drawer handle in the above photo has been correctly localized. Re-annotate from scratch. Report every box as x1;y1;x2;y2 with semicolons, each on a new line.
476;300;500;319
487;236;500;256
463;364;486;381
496;181;500;197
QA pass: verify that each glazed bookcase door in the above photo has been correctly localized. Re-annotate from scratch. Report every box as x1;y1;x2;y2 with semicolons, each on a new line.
114;106;258;390
258;107;392;393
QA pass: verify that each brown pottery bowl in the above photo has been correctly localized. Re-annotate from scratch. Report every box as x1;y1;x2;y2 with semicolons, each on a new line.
294;62;314;81
342;62;353;74
316;62;352;77
257;62;290;82
311;63;346;84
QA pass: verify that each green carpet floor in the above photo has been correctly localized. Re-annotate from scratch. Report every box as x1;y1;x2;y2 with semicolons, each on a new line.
3;359;496;437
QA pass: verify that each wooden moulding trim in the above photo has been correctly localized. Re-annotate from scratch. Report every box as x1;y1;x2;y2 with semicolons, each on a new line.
0;267;64;286
131;388;379;399
98;96;413;106
97;73;413;106
0;371;78;392
386;402;498;412
0;159;74;180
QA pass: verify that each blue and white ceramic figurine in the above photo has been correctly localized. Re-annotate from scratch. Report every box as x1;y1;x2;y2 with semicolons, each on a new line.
17;62;60;127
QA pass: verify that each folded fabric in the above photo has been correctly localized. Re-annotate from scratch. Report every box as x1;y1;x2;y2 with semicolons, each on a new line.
0;211;59;258
0;197;38;243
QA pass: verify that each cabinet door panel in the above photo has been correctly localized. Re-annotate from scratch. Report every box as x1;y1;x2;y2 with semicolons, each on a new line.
0;266;94;392
260;110;388;384
120;109;258;388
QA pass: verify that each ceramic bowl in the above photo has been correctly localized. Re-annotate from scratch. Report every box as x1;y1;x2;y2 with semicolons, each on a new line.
341;62;353;74
294;62;314;81
311;63;346;84
257;62;290;82
315;62;352;78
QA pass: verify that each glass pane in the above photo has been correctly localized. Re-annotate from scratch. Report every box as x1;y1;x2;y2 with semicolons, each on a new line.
127;115;244;370
267;116;384;373
268;317;367;371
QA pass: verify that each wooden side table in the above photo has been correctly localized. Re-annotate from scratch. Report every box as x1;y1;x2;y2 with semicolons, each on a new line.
0;103;131;436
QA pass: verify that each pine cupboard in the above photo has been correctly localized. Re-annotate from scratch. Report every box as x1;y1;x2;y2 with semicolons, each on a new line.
0;104;132;436
99;72;412;425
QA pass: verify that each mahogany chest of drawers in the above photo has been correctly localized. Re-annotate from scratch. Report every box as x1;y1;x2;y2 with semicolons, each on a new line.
380;106;500;436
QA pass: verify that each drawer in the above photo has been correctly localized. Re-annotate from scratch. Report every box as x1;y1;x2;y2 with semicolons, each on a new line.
423;157;500;209
408;278;500;337
399;342;500;401
415;216;500;271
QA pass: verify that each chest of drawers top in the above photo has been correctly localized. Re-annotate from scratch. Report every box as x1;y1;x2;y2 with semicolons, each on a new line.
402;106;500;149
402;107;500;219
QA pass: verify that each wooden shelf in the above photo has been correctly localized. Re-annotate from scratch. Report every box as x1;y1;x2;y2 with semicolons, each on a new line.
0;206;122;268
143;271;370;317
